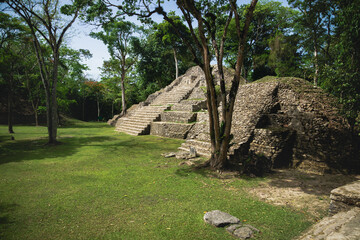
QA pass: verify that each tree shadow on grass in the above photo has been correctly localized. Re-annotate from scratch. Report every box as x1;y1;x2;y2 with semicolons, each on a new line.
175;164;359;197
0;135;11;143
0;136;117;165
0;203;18;231
263;169;359;196
175;165;221;179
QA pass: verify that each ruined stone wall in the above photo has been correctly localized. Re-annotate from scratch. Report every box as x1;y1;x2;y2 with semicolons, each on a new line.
276;80;358;172
229;78;359;173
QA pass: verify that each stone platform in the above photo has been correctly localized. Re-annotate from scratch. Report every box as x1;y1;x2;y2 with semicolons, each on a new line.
297;207;360;240
298;180;360;240
329;180;360;215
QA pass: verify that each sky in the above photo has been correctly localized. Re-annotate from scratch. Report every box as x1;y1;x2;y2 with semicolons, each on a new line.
69;0;289;80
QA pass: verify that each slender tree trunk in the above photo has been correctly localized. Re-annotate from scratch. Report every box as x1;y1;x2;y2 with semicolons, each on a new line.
173;48;179;79
120;70;127;115
8;90;14;134
314;45;319;86
30;100;39;126
111;101;114;117
48;52;59;144
82;97;85;121
34;109;39;126
29;97;39;126
97;96;100;121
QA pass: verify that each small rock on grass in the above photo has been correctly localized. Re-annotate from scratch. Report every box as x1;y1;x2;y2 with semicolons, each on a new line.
204;210;240;227
226;224;260;239
179;160;195;166
163;152;176;158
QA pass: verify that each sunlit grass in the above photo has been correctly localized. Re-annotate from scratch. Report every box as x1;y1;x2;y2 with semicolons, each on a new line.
0;122;311;239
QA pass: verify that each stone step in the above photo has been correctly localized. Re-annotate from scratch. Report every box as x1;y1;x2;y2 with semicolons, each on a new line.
116;128;146;136
137;106;166;110
180;142;211;153
129;113;160;119
116;124;148;133
134;109;164;113
118;117;154;124
154;97;187;102
116;128;141;136
127;111;163;117
159;98;185;101
186;139;212;148
178;146;211;158
123;118;154;124
179;139;212;157
118;121;149;129
154;100;181;103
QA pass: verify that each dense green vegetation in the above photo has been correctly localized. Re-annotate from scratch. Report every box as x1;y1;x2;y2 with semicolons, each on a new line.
0;122;311;239
1;1;359;128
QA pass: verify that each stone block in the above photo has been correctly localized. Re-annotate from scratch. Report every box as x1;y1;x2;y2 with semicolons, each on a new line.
297;207;360;240
161;111;197;123
329;180;360;215
187;86;206;99
171;100;207;112
150;122;194;139
196;112;208;123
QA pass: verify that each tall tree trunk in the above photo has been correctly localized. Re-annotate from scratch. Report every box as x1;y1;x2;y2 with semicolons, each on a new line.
8;90;14;134
120;70;127;115
30;100;39;126
48;53;59;144
173;48;179;79
111;101;114;117
312;26;320;86
314;45;319;86
97;96;100;121
34;109;39;126
30;99;39;126
82;97;85;121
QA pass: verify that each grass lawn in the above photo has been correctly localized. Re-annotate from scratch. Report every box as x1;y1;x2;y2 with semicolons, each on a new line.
0;120;312;239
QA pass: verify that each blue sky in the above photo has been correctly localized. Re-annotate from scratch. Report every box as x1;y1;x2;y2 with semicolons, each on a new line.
69;0;289;80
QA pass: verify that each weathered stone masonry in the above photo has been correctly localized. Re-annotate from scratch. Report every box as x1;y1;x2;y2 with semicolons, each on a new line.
111;66;359;173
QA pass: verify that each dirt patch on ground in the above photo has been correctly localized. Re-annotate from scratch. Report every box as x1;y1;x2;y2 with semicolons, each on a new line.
247;169;360;221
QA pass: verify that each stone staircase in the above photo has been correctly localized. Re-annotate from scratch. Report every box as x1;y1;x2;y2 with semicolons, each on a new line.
150;85;194;106
115;82;198;136
115;105;168;135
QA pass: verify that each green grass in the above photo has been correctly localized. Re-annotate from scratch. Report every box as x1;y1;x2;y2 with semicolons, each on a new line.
0;121;311;239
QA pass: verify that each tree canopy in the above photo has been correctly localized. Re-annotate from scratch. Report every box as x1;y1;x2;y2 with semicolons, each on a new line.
1;0;359;147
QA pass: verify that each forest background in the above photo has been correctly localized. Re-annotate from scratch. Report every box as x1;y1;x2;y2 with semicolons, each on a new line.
0;0;359;132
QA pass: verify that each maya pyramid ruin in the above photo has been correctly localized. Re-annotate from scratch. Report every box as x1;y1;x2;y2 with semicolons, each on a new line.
109;66;359;174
